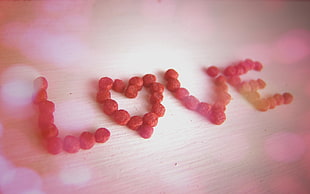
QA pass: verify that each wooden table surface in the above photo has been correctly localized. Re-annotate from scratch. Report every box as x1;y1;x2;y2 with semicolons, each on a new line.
0;1;310;194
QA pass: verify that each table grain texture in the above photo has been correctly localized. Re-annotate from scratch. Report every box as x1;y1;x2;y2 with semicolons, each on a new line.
0;1;310;194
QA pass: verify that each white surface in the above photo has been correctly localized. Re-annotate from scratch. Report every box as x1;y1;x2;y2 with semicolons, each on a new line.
0;1;310;194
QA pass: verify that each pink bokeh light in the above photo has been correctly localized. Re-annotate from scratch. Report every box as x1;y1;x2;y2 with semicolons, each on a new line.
265;132;306;163
0;167;43;194
0;154;14;175
0;80;33;108
0;23;89;67
273;30;310;65
59;166;91;185
269;175;308;194
0;64;39;82
0;65;38;113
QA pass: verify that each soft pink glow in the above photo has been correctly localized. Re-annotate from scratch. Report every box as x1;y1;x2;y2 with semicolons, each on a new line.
59;166;91;185
273;30;310;64
0;80;33;108
19;28;88;66
33;0;94;35
0;23;89;67
140;0;177;22
269;175;308;194
32;15;90;35
265;132;306;163
0;155;13;175
0;65;39;83
0;64;38;110
54;100;97;134
0;64;40;119
0;167;43;194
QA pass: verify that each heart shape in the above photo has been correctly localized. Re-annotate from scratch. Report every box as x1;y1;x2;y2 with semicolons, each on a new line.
97;74;166;139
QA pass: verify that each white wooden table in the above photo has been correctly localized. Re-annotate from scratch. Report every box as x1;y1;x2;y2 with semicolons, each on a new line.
0;1;309;193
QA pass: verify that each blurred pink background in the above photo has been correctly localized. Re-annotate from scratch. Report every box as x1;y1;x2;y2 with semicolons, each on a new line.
0;0;310;193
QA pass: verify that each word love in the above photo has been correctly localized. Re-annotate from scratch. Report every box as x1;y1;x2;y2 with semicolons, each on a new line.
32;59;293;155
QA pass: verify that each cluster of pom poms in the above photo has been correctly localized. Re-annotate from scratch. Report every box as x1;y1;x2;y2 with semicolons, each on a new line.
32;77;110;155
97;74;166;139
207;59;293;111
32;59;293;154
164;69;230;125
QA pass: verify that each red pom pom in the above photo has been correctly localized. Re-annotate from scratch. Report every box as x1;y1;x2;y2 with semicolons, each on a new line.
253;61;263;71
41;123;59;139
112;109;131;125
182;95;200;110
99;77;113;90
206;66;219;77
164;69;179;80
102;99;118;115
127;116;143;130
125;85;139;98
254;99;270;112
137;125;154;139
149;82;165;93
129;76;143;90
149;92;164;104
79;132;95;150
223;66;237;76
196;102;211;117
34;76;48;91
112;79;126;93
46;137;62;155
208;107;226;125
273;93;284;106
227;76;241;87
143;112;158;127
256;79;266;89
151;103;166;117
38;112;54;129
143;74;156;87
38;100;55;113
63;135;80;153
33;89;48;104
95;128;110;143
283;92;293;104
173;87;189;100
96;89;111;103
166;78;181;92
